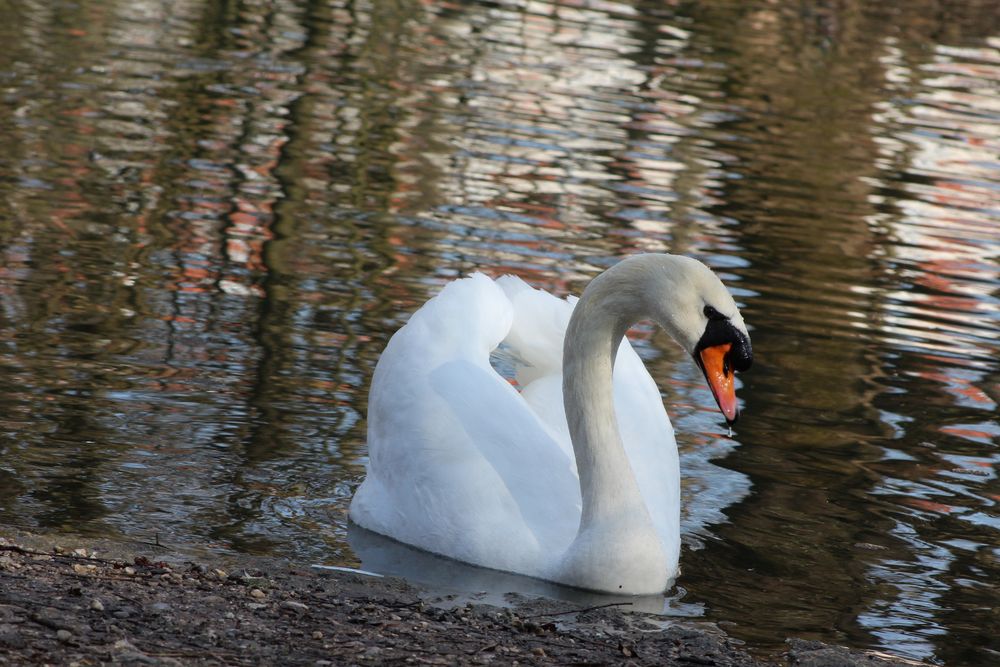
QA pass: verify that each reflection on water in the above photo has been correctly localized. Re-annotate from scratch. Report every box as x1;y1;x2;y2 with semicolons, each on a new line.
347;524;702;616
0;1;996;663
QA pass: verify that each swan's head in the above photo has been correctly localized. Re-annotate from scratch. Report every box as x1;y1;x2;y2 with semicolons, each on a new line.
578;253;752;424
638;255;753;424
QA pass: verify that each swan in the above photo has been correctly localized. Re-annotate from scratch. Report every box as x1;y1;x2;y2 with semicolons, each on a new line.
349;253;752;595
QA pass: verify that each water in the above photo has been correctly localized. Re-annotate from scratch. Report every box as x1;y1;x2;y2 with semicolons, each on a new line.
0;1;997;663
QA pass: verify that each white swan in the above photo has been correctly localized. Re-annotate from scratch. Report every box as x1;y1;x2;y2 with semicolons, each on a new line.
349;254;752;595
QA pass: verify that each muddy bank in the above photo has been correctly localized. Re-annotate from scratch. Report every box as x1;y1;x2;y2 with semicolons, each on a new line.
0;531;918;666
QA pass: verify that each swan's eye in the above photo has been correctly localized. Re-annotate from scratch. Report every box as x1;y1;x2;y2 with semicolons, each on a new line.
703;305;727;321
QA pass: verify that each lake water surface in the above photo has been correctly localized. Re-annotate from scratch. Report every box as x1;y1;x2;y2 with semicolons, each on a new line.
0;1;997;664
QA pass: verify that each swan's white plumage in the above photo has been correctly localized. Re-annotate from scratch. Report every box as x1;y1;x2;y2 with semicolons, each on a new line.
350;270;681;588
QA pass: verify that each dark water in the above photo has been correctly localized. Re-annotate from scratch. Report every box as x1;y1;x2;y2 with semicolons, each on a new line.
0;1;997;663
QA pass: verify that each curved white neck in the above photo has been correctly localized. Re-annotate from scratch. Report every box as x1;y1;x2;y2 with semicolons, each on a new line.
562;261;659;529
553;253;743;592
556;259;676;593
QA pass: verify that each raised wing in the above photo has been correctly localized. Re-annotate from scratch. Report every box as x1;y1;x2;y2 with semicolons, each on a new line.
351;274;579;575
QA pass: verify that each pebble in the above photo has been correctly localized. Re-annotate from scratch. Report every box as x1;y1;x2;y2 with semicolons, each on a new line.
72;563;97;575
56;629;72;642
73;548;88;558
212;568;228;580
532;647;547;657
281;600;309;613
242;575;269;588
311;630;323;640
90;599;104;612
0;624;25;649
123;566;136;576
249;588;266;600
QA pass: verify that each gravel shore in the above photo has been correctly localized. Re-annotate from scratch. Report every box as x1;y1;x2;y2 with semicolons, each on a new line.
0;531;920;666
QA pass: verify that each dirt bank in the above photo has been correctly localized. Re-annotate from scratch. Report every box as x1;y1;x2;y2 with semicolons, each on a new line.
0;531;919;666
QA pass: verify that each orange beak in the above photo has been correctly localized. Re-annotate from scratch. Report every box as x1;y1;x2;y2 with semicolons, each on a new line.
698;343;738;423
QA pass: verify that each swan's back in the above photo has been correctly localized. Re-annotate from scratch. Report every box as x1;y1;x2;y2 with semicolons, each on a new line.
350;273;678;579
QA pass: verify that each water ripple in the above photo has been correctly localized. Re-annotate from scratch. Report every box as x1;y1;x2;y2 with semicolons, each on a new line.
0;1;997;664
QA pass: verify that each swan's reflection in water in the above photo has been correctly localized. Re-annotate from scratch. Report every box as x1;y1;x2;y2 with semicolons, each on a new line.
345;523;704;617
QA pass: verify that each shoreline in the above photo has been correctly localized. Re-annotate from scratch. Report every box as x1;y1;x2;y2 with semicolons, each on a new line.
0;530;920;666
